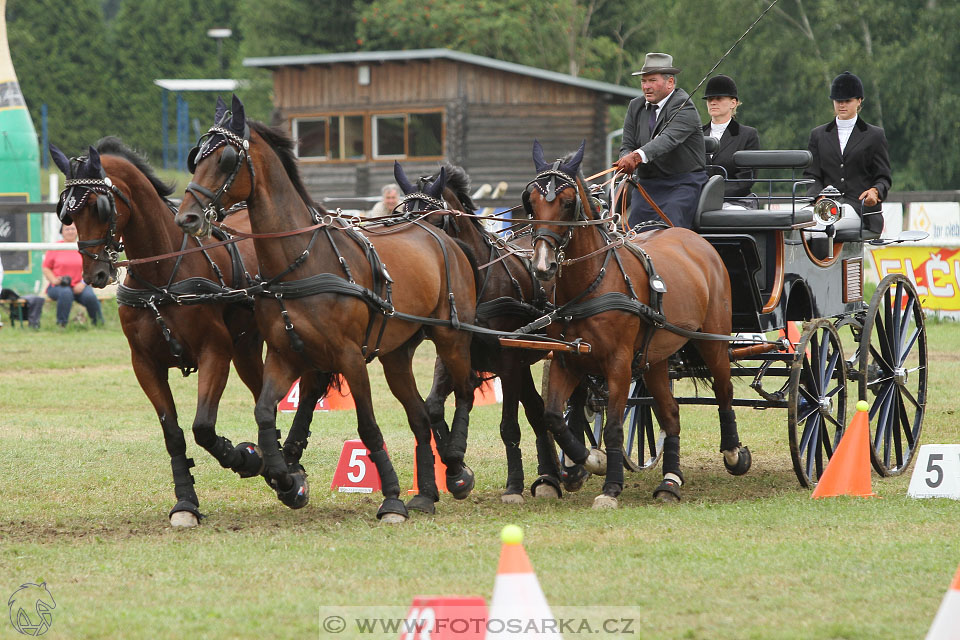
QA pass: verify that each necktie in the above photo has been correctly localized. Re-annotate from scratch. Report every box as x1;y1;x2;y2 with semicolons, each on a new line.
647;103;658;135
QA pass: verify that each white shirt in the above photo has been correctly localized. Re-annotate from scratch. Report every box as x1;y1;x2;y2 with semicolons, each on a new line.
635;90;676;163
836;115;857;154
709;119;731;140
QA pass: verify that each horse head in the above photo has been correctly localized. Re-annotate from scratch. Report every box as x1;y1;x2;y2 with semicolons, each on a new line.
394;161;449;218
526;139;586;281
177;94;254;237
50;142;128;288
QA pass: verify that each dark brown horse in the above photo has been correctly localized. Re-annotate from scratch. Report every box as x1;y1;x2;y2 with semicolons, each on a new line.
48;136;325;527
393;161;591;501
175;96;478;522
524;141;751;507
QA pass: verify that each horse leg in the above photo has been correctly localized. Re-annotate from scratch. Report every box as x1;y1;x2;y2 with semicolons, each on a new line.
644;360;684;503
431;329;477;500
496;364;528;502
281;371;330;468
696;340;752;475
558;381;591;492
423;358;453;455
516;365;561;499
591;363;631;509
129;353;200;527
541;361;590;467
379;348;439;515
339;351;407;523
191;350;265;480
254;353;309;509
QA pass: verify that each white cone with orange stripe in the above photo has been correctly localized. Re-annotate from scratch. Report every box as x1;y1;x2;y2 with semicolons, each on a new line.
926;563;960;639
485;525;562;639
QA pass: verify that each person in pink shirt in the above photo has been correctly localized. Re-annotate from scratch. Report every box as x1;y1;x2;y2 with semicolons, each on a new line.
42;223;102;327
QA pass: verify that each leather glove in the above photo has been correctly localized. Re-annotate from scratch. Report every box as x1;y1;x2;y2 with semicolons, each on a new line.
613;151;641;174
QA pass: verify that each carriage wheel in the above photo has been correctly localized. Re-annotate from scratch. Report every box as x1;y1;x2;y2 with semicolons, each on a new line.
588;379;665;472
788;318;848;488
859;274;927;476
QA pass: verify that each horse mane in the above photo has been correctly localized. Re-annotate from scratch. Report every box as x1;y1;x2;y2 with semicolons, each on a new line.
435;164;477;213
96;136;175;198
248;120;323;212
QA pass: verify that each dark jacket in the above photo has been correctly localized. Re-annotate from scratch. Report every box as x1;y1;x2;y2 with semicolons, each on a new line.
620;88;705;179
804;116;892;231
702;119;760;198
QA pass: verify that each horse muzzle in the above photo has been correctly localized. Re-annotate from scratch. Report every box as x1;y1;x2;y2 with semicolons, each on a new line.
532;242;558;281
86;264;116;289
175;206;211;238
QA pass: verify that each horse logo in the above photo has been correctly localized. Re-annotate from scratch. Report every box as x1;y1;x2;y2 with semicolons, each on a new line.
7;582;56;636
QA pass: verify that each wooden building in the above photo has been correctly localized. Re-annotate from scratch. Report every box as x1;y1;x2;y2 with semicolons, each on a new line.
243;48;642;199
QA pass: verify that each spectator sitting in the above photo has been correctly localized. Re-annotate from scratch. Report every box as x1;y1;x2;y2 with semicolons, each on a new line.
366;184;400;218
42;222;103;327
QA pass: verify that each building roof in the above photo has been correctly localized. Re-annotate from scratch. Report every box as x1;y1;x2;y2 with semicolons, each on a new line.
154;79;244;92
243;48;642;100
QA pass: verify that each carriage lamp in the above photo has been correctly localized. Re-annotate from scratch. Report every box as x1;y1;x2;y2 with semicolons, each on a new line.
814;185;842;225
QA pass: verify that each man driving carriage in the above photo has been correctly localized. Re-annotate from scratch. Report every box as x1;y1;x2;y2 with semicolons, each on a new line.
613;52;707;229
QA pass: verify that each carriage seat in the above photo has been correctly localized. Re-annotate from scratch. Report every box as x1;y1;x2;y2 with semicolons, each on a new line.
693;175;815;231
733;150;812;169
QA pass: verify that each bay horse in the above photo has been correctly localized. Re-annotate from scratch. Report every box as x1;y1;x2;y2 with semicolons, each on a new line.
523;140;751;508
49;136;320;527
394;161;591;501
175;95;478;522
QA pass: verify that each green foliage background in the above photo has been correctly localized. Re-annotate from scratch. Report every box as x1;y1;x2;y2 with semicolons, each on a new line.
7;0;959;189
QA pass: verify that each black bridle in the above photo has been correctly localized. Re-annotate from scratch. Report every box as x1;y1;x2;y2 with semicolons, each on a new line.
184;120;256;232
57;166;132;273
525;166;584;259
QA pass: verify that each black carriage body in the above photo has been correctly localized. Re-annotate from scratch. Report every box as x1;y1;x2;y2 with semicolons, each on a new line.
692;149;867;332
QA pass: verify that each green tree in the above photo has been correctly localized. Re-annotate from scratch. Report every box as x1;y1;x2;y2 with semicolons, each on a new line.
7;0;112;158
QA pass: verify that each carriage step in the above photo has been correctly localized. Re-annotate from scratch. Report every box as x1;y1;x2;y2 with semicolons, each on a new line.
498;337;592;354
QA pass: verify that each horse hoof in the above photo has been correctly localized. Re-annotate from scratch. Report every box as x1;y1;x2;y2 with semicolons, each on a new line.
447;465;475;500
169;511;199;528
530;475;562;499
723;445;752;476
377;497;409;523
406;494;437;515
561;464;590;492
584;448;607;475
653;478;682;503
592;494;618;509
379;513;407;525
501;492;525;504
234;442;264;478
276;469;309;509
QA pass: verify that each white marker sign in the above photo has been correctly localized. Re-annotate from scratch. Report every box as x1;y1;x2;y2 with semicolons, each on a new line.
907;444;960;500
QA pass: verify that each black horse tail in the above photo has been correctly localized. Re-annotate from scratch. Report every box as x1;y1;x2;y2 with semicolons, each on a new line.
677;342;715;390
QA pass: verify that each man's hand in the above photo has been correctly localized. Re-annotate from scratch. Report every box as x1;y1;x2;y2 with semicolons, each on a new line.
859;187;880;207
613;151;642;174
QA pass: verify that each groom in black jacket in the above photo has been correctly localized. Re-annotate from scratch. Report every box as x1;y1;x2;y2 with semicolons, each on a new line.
614;52;706;229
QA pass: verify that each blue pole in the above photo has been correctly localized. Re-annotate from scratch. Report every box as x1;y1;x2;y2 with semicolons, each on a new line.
161;90;168;169
40;103;48;169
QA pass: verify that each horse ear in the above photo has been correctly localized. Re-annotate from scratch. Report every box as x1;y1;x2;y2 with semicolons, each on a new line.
394;161;415;195
49;144;72;176
215;96;228;123
532;139;549;173
561;140;586;176
426;166;446;198
87;146;103;176
229;94;245;134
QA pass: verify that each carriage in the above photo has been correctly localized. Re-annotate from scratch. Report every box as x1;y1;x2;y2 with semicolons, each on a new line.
571;145;928;488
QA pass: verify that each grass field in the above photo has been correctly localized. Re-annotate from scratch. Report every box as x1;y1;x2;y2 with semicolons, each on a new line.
1;309;958;639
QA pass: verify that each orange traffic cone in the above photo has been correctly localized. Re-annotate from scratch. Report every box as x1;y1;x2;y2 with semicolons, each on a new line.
926;563;960;639
408;434;448;494
779;322;802;354
473;375;502;406
812;400;876;498
485;525;562;639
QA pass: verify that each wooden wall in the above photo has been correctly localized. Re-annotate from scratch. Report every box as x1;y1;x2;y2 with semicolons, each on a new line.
272;58;620;199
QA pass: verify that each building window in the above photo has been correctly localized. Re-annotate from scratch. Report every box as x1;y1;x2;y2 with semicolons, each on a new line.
293;110;444;162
